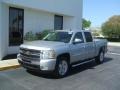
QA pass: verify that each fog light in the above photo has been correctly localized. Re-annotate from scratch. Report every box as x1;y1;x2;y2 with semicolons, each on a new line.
40;66;48;70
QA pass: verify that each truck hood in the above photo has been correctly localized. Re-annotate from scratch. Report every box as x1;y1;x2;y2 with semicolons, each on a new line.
20;40;67;50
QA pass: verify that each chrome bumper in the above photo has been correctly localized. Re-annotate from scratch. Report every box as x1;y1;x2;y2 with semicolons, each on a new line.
40;59;56;71
17;54;56;71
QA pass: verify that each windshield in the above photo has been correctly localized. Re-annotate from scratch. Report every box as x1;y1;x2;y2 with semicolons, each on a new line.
43;32;73;43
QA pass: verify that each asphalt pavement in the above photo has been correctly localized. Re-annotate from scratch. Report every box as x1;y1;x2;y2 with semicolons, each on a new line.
0;46;120;90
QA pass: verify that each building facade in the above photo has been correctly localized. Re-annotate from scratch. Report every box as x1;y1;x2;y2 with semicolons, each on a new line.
0;0;83;60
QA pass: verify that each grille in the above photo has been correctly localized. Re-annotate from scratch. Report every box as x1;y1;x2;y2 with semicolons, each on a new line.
20;48;40;61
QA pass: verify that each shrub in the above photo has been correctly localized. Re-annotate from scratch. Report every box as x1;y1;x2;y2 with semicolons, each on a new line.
24;29;52;41
35;29;52;40
24;31;37;41
106;38;120;42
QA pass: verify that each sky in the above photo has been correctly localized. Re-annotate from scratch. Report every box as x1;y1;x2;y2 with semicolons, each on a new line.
83;0;120;27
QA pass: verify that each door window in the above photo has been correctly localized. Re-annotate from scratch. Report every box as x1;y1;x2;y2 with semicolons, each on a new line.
73;32;84;44
84;32;93;42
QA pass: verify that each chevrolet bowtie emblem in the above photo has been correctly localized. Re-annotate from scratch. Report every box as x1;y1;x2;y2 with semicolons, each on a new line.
25;51;31;55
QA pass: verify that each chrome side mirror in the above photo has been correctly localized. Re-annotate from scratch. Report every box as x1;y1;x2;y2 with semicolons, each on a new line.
73;38;82;44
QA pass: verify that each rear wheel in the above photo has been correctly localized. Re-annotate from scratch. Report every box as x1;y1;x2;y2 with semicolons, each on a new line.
95;51;105;64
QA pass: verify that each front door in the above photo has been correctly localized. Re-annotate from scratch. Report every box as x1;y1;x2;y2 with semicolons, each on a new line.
9;7;24;46
70;32;85;63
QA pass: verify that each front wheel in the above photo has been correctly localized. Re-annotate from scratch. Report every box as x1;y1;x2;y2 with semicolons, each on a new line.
54;57;69;78
95;51;105;64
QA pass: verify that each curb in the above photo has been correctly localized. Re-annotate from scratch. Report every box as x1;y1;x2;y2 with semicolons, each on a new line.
0;59;21;71
108;44;120;47
108;42;120;47
0;65;21;71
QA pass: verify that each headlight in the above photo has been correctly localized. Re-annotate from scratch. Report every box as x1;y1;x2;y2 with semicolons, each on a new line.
40;50;56;59
19;49;22;53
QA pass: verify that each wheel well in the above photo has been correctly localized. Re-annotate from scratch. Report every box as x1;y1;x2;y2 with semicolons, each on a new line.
57;53;70;63
99;46;105;53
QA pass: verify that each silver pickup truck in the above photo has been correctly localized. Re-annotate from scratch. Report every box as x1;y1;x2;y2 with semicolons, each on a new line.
17;30;107;77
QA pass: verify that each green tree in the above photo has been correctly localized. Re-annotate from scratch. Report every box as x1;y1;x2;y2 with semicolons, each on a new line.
102;15;120;38
82;18;91;29
92;30;100;37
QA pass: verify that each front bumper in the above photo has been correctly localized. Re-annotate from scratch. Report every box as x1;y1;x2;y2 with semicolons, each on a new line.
17;54;56;71
40;59;56;71
18;60;40;71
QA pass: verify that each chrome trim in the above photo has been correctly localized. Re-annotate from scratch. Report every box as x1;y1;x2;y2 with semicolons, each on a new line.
20;48;40;56
20;54;40;61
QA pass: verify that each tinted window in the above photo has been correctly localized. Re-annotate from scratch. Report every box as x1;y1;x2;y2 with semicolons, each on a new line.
84;32;93;42
43;32;72;43
9;7;24;46
73;32;84;43
54;15;63;30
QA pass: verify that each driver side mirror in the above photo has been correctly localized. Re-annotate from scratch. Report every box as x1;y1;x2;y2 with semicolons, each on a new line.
73;38;83;44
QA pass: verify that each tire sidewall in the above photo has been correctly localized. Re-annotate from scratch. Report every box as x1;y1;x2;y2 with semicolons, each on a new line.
95;50;105;64
54;57;69;78
99;51;104;63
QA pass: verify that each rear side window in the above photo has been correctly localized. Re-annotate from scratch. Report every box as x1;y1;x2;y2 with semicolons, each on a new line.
84;32;93;42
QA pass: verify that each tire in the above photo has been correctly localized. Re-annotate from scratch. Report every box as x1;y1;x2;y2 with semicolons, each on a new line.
54;57;69;78
95;50;105;64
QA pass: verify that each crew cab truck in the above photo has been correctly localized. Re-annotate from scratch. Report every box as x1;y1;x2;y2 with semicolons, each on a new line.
17;30;107;77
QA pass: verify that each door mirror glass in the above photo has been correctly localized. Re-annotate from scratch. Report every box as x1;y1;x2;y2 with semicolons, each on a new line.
73;32;84;44
73;38;82;44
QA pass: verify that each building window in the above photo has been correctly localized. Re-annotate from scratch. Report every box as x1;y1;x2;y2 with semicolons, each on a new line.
54;15;63;30
9;7;24;46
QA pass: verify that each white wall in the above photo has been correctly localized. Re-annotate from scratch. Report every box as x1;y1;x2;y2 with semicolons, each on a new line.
0;3;18;58
24;8;78;34
3;0;83;29
3;0;81;16
0;3;9;59
0;2;2;60
63;16;74;29
24;8;75;33
24;8;54;34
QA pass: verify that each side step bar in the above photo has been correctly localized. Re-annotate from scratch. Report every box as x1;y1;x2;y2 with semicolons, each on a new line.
72;59;95;67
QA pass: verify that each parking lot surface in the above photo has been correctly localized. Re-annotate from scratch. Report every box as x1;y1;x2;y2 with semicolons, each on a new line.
0;46;120;90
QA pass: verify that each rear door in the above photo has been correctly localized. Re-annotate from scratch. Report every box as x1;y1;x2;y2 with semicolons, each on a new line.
84;32;96;59
70;32;86;63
